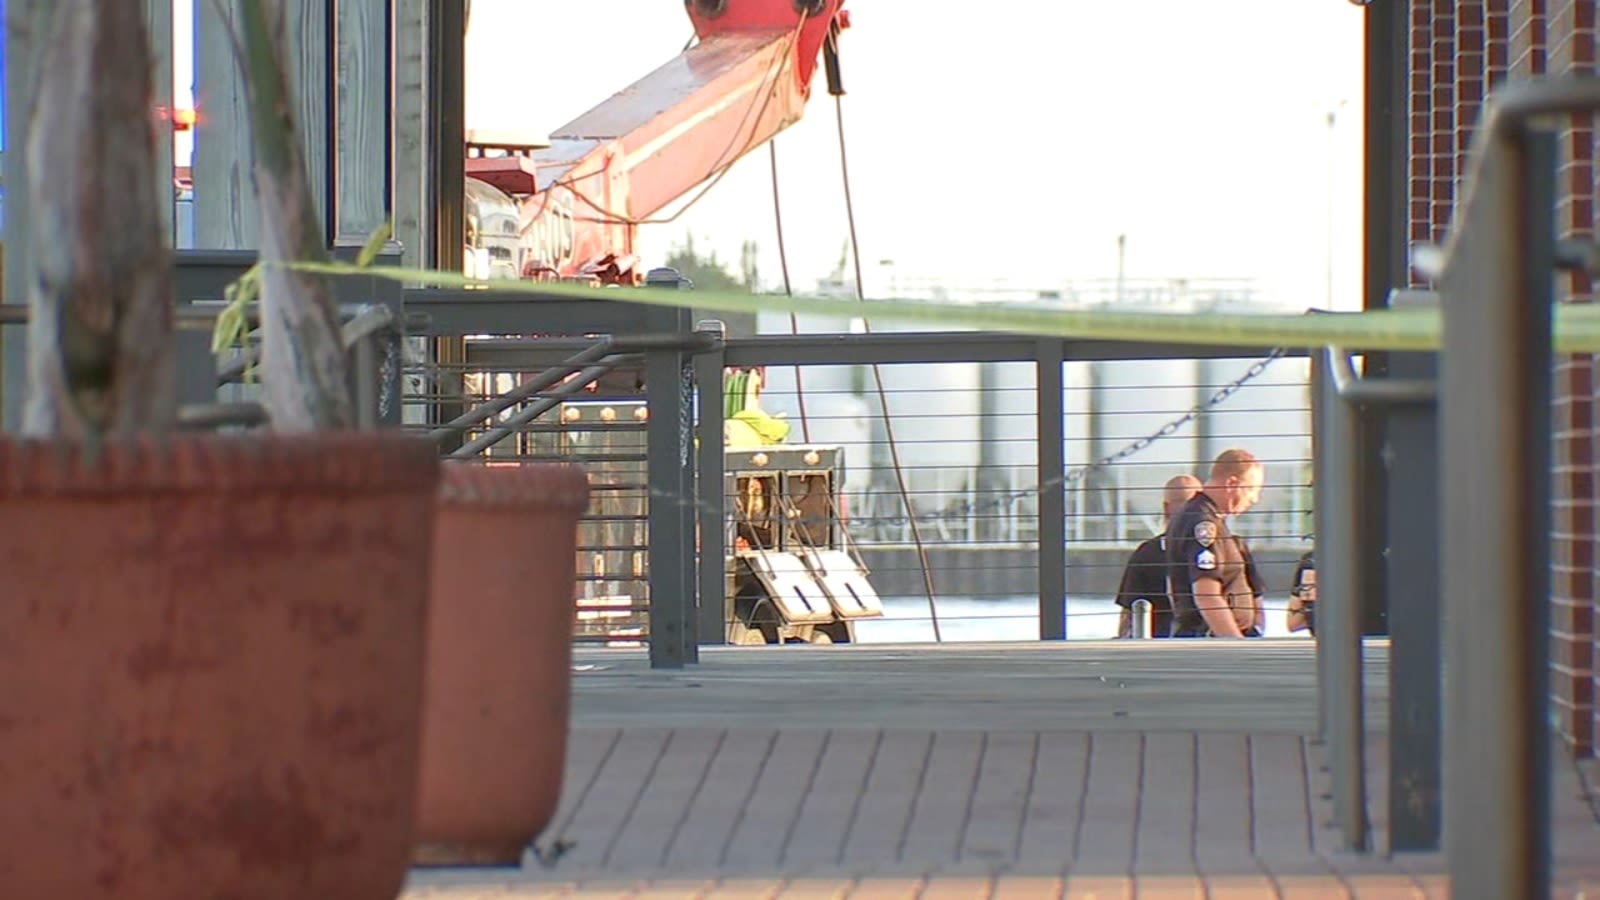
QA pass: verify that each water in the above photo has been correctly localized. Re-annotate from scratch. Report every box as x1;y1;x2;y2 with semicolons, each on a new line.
851;595;1314;643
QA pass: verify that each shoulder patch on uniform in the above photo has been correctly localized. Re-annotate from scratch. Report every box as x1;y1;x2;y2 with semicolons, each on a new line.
1194;521;1218;547
1195;549;1217;571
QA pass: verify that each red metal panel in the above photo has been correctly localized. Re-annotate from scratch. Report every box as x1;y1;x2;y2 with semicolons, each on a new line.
686;0;847;94
467;0;847;283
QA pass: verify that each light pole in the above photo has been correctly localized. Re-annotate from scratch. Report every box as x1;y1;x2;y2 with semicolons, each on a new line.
1326;100;1347;310
1115;233;1126;305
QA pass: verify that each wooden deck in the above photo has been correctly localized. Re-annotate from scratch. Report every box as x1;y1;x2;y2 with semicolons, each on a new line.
402;641;1600;898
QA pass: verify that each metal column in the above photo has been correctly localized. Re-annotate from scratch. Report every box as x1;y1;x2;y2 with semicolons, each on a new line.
428;0;465;270
1315;348;1369;853
1438;100;1563;900
1357;0;1413;639
1036;339;1066;640
426;0;468;451
1309;359;1330;745
645;297;698;669
694;323;728;647
1383;291;1442;853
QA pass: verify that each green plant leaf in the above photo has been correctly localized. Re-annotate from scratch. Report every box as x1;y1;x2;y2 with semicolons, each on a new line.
211;264;264;383
355;220;394;269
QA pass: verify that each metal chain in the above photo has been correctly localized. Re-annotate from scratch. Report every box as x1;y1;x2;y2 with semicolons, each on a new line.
1062;346;1287;486
441;345;1290;530
678;358;695;467
866;346;1291;525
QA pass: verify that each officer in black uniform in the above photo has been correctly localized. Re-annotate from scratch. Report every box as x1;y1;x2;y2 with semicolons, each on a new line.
1166;448;1266;638
1113;474;1201;637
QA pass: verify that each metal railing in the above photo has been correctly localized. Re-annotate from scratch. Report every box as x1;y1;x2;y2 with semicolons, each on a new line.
405;322;1315;654
1310;75;1600;899
0;249;405;431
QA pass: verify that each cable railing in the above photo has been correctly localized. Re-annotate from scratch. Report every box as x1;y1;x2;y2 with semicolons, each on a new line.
408;343;1314;649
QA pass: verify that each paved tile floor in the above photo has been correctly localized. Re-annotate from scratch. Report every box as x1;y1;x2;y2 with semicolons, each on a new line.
400;644;1600;898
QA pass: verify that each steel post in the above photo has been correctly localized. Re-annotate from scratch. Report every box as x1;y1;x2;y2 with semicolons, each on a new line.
1130;599;1153;640
1318;348;1370;852
645;346;689;669
1036;339;1067;640
1439;116;1559;900
642;276;700;669
1309;359;1330;746
1384;292;1442;853
694;323;729;646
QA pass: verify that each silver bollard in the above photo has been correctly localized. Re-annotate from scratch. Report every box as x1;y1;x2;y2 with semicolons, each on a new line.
1130;599;1154;640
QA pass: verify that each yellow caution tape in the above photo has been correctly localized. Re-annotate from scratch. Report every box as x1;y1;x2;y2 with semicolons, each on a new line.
268;259;1600;354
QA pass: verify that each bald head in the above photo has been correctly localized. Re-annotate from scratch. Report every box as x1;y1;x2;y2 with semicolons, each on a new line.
1162;474;1202;518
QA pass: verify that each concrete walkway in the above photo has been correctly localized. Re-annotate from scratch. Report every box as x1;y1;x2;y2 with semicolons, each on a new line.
401;643;1600;898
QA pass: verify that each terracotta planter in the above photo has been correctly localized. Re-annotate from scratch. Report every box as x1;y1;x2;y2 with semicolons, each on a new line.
414;462;591;866
0;433;440;900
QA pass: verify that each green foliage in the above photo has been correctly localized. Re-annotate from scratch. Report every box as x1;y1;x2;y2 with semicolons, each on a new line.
211;218;395;380
663;234;756;293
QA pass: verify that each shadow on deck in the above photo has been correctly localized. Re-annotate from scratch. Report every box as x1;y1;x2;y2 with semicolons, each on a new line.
404;642;1600;898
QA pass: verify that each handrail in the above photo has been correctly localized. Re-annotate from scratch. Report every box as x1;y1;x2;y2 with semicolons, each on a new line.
446;358;630;459
1325;347;1437;405
426;339;617;442
1431;75;1600;900
216;303;398;384
1313;347;1369;852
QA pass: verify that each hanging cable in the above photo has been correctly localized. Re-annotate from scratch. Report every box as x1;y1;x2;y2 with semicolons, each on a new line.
831;92;943;643
770;141;812;443
554;13;808;229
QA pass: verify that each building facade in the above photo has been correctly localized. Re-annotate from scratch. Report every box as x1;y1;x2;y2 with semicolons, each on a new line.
1404;1;1597;755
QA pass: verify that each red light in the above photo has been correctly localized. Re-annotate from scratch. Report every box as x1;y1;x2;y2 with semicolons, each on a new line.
173;107;199;130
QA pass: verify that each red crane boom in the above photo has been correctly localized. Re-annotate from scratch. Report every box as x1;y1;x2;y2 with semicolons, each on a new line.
463;0;848;284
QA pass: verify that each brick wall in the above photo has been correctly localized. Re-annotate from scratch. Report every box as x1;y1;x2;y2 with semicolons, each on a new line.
1410;1;1599;756
1544;0;1598;759
1407;1;1444;276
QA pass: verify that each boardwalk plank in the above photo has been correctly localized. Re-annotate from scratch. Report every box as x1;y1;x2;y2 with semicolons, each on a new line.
957;730;1038;865
897;732;988;863
558;729;675;870
605;730;726;870
1070;732;1141;872
393;641;1593;896
1133;732;1197;873
661;730;781;871
720;731;832;870
782;730;884;867
1015;732;1090;868
840;731;936;865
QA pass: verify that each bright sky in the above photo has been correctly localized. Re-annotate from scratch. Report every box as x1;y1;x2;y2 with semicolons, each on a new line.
177;1;1366;310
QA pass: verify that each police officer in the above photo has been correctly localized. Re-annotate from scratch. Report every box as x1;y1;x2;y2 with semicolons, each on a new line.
1113;474;1201;638
1235;534;1267;637
1165;448;1266;638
